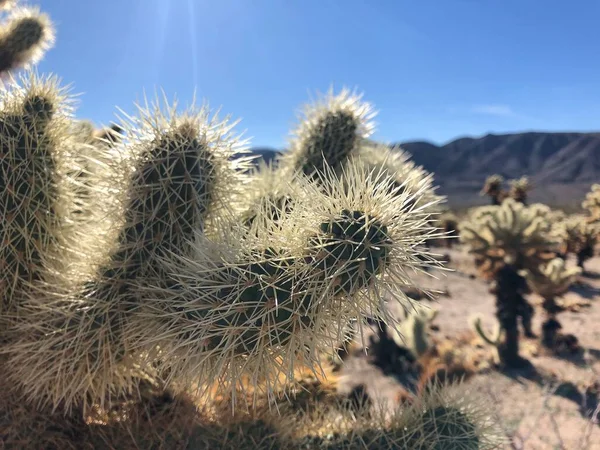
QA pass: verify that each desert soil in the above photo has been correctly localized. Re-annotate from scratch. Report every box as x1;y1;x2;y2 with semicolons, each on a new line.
338;245;600;450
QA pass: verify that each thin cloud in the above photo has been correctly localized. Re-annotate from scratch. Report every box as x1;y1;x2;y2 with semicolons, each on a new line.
471;104;515;117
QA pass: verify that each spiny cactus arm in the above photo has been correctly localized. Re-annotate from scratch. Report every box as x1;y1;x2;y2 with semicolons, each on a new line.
460;200;558;275
236;158;305;230
2;97;253;413
274;380;506;449
471;315;502;346
279;87;375;182
389;303;437;358
134;157;443;402
0;6;55;76
508;176;532;204
353;144;446;213
521;257;581;299
481;174;504;194
0;73;86;311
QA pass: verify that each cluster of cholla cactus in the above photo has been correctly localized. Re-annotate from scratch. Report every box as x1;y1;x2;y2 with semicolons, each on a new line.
480;174;506;206
582;183;600;223
521;258;581;350
0;3;509;448
480;175;532;206
460;199;558;367
554;215;599;270
508;176;531;205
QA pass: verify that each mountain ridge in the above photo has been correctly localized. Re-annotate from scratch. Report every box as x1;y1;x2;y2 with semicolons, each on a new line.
249;131;600;207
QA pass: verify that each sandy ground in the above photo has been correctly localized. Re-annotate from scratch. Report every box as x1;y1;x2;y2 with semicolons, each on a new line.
338;245;600;449
420;246;600;449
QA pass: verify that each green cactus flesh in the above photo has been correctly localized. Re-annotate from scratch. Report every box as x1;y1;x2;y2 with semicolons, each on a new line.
0;93;59;306
312;209;391;295
106;124;216;283
299;110;358;180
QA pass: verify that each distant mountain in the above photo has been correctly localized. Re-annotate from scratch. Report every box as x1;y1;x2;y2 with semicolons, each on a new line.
249;131;600;207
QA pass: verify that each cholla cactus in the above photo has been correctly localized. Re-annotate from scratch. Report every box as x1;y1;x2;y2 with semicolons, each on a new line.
0;5;55;76
480;174;505;206
460;199;558;367
285;381;505;449
508;176;531;205
2;93;252;412
0;73;88;314
582;183;600;223
460;199;558;276
388;302;438;359
353;143;444;214
137;158;441;401
522;258;581;349
554;215;598;269
279;87;375;183
0;8;501;447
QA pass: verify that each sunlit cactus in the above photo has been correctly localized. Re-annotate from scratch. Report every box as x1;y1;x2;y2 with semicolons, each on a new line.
0;73;85;314
480;174;505;206
582;183;600;223
0;5;55;76
460;199;559;367
522;258;581;349
508;176;531;205
388;302;438;359
236;159;303;230
137;158;442;401
279;87;375;183
460;199;558;276
554;215;599;270
2;95;252;412
353;143;444;214
0;11;490;446
284;381;505;449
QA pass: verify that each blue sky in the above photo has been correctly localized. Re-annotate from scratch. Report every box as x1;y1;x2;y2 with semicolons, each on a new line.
38;0;600;148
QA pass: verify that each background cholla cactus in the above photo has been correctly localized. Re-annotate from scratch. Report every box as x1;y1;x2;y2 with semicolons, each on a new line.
508;176;532;205
582;183;600;223
554;215;599;270
460;199;558;277
480;174;505;206
436;211;459;248
0;4;55;76
522;258;581;350
460;199;559;367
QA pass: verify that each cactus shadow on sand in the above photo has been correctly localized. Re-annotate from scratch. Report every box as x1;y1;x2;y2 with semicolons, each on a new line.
569;281;600;300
